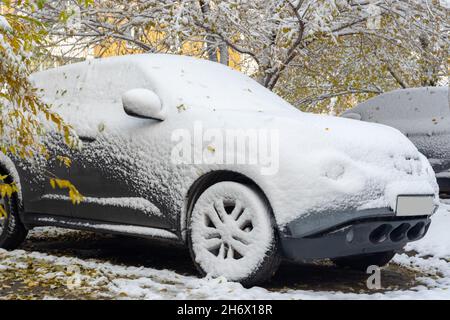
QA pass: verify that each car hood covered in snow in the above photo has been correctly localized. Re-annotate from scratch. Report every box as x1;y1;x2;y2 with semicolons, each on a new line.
209;108;439;226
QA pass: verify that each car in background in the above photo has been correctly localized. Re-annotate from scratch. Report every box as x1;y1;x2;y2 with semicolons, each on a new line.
342;87;450;195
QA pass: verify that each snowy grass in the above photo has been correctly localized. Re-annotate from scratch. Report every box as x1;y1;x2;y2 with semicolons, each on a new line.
1;246;449;300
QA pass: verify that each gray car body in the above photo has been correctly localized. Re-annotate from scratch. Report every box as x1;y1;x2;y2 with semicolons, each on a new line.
0;55;438;261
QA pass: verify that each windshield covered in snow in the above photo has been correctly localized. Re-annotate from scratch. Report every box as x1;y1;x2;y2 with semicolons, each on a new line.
344;87;449;135
140;54;295;113
31;54;296;119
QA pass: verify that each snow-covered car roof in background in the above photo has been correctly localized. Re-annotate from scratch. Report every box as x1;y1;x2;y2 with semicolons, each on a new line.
341;87;449;136
30;54;294;114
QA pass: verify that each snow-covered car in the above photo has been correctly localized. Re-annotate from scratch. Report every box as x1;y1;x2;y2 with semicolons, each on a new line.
0;55;439;286
341;87;450;194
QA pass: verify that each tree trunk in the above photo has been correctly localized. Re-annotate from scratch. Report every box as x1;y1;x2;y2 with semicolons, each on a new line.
199;0;218;62
419;33;438;87
219;43;229;65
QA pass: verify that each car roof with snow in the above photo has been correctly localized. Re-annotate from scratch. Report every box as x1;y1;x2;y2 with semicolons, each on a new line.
30;54;293;114
341;87;449;135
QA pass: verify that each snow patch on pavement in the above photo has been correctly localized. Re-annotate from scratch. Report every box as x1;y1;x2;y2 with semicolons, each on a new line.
1;204;450;299
1;246;449;299
405;200;450;259
0;202;448;300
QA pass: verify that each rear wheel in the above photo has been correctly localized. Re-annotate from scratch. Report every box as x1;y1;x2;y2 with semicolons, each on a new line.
188;181;280;287
332;251;396;271
0;193;28;250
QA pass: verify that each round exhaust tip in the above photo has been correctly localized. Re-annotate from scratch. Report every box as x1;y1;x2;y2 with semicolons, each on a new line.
369;224;392;244
407;222;426;241
390;223;410;242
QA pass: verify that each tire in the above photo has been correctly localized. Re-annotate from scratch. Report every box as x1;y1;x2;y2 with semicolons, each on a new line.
188;181;281;287
332;251;396;271
0;193;28;250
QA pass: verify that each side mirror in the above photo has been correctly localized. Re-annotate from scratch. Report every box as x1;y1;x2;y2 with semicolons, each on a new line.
122;88;166;121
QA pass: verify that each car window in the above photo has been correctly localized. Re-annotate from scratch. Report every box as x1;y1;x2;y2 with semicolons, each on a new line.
347;87;450;135
137;54;294;115
31;59;152;137
356;87;448;120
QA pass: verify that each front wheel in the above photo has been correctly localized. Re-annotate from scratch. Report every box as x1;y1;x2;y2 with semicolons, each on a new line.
188;181;281;287
332;251;396;271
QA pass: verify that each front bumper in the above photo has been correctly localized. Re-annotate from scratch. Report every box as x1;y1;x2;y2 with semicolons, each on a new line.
280;207;433;262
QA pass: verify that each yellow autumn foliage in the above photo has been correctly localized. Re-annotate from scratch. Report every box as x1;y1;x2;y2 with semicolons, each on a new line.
1;2;82;207
0;174;18;218
50;178;83;205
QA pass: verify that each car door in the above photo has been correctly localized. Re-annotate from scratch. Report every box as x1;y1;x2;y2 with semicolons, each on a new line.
66;115;173;230
26;63;93;219
45;59;173;229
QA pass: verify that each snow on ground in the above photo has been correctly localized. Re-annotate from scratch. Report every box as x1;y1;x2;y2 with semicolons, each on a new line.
405;199;450;259
0;202;449;300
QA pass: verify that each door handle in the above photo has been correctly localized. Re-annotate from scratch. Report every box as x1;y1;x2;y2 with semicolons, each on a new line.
78;136;96;143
